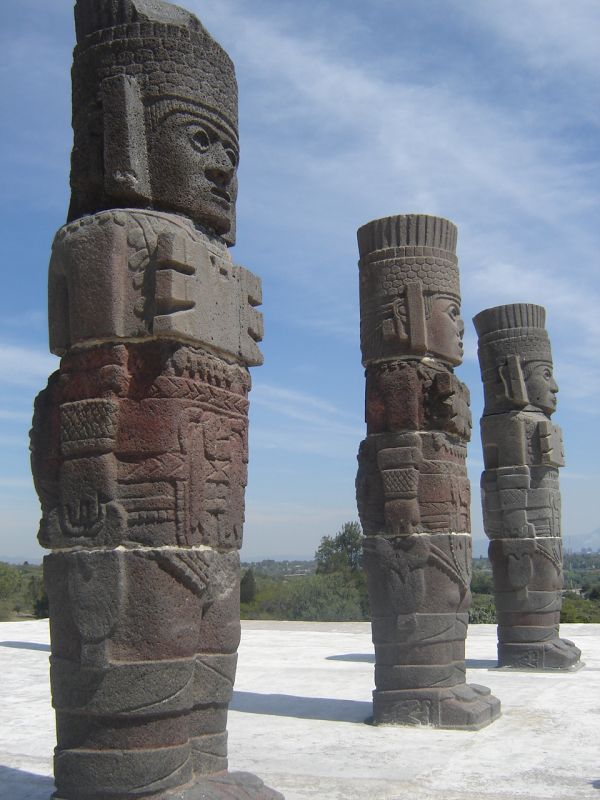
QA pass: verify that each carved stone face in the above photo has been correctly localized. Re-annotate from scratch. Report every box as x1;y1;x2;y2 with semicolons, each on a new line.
427;296;464;365
148;108;238;237
524;361;558;415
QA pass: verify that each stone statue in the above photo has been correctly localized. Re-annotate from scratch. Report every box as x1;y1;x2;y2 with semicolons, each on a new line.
474;303;581;669
30;2;282;798
356;214;500;728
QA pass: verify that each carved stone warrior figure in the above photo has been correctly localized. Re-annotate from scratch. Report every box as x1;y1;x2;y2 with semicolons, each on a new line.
356;214;500;729
474;304;581;670
30;2;281;798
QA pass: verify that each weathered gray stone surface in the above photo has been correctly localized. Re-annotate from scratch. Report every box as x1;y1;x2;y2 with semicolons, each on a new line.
356;214;500;728
30;1;280;798
474;303;581;669
49;211;263;363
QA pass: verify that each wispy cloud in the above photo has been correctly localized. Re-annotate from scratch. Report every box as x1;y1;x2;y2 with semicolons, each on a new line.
468;0;600;87
251;381;363;456
252;382;362;435
0;343;58;387
198;0;600;232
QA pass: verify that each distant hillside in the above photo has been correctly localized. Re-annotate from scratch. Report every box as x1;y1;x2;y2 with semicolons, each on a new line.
566;527;600;553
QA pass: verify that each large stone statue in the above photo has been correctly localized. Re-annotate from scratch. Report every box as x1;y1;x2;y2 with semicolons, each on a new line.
30;2;282;798
356;214;500;728
474;303;581;669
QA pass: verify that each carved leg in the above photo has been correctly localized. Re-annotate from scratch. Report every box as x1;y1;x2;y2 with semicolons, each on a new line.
364;535;500;729
489;538;581;669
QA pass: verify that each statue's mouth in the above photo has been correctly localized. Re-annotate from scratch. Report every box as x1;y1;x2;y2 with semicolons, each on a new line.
211;187;231;205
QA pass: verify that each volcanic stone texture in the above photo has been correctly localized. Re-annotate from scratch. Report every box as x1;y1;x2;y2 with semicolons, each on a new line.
474;303;581;670
30;1;282;798
356;214;500;729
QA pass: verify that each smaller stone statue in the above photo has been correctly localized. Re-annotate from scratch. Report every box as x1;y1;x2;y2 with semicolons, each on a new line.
356;214;500;728
474;303;581;669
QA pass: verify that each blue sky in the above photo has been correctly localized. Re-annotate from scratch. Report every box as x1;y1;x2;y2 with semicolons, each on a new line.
1;0;599;561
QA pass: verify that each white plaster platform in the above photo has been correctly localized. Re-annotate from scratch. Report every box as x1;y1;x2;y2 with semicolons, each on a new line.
0;620;598;800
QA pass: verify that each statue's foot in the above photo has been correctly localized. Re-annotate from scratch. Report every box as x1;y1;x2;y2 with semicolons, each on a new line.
168;772;284;800
498;638;582;670
438;683;501;730
371;684;500;730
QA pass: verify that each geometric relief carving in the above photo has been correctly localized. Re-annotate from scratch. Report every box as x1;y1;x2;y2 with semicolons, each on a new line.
356;213;500;729
474;303;581;670
33;342;249;551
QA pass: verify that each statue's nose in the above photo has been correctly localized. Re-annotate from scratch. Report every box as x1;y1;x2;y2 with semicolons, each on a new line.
206;143;234;187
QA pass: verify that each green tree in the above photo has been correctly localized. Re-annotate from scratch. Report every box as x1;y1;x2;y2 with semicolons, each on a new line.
471;570;494;594
0;563;21;600
315;521;363;574
262;573;364;621
240;567;257;603
469;594;497;624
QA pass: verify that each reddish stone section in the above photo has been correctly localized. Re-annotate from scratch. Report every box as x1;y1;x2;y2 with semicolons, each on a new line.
32;343;250;553
356;214;500;729
474;303;581;670
31;1;282;798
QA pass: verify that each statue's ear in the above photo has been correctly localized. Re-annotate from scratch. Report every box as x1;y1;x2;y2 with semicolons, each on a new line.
405;281;427;355
499;354;528;406
102;75;151;205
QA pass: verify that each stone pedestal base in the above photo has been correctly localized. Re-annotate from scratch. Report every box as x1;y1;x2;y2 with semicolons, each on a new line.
498;638;582;670
371;683;501;730
55;771;284;800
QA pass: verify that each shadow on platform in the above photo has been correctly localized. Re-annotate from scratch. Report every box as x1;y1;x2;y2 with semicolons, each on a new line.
0;641;51;652
326;652;374;663
0;765;54;799
231;690;371;723
326;653;497;669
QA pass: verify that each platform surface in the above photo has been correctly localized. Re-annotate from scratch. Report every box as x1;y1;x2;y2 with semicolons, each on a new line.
0;620;598;800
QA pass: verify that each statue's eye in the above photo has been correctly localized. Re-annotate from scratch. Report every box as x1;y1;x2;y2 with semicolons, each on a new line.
447;304;459;319
543;369;552;380
225;146;238;168
189;126;210;152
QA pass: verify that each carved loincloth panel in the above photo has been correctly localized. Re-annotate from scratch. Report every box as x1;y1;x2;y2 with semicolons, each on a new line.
488;537;564;595
363;534;472;617
44;549;240;664
33;343;250;550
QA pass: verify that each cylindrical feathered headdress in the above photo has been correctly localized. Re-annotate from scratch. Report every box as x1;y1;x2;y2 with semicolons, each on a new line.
358;214;460;364
69;0;238;237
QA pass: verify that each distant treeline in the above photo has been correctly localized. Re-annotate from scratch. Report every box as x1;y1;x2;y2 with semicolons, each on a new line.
1;541;599;624
240;533;600;624
0;562;48;621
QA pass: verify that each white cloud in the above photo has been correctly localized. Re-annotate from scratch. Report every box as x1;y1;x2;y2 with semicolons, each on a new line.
252;382;362;436
0;344;58;387
468;0;600;84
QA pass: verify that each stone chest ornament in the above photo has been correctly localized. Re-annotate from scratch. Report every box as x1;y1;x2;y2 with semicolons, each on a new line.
355;214;500;728
474;303;581;670
30;1;282;798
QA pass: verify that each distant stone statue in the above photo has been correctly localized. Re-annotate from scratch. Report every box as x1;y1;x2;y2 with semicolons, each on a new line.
356;214;500;728
474;304;581;669
30;2;281;798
